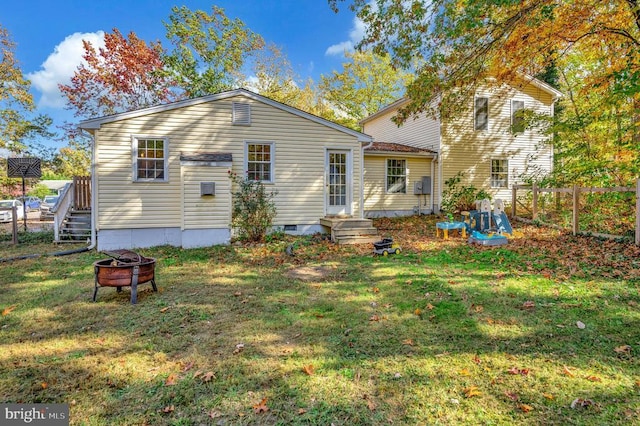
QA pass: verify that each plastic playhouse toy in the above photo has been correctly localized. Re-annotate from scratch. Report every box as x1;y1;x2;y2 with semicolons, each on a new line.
436;221;467;239
373;238;401;256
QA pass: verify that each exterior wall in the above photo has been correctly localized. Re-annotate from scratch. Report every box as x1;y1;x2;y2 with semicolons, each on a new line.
440;81;555;202
363;155;433;216
182;165;231;230
93;95;363;248
362;108;441;152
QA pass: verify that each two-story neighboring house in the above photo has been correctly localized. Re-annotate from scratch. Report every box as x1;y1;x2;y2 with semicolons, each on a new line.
360;76;562;216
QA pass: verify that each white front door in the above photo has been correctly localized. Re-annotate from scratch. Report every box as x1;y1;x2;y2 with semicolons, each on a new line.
326;150;351;216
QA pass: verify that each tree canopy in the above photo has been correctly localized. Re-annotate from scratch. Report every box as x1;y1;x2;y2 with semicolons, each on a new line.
330;0;640;124
59;28;176;119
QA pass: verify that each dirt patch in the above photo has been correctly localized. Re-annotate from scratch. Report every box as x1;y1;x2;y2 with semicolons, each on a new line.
285;265;335;282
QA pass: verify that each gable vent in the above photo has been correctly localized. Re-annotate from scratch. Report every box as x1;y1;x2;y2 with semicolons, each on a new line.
232;102;251;125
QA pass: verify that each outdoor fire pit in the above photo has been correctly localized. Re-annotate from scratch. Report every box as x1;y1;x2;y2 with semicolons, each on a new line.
93;250;157;304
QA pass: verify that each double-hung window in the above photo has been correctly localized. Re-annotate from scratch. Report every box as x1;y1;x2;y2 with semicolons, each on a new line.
475;97;489;131
491;159;508;188
246;142;274;182
386;159;407;193
133;136;168;181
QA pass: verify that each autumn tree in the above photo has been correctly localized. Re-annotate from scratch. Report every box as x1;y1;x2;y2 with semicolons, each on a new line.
330;0;640;126
319;50;413;129
163;5;264;98
60;28;176;119
0;24;51;151
245;43;301;106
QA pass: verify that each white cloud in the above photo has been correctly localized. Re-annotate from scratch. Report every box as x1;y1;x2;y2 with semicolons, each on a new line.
28;31;105;109
325;16;367;56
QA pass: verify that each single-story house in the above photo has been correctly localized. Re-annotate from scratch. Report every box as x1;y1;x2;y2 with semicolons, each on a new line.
79;88;372;250
360;75;562;215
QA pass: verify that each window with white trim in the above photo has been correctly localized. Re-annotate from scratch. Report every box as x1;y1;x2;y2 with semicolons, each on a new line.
246;142;274;182
491;159;508;188
511;100;525;133
386;159;407;193
133;137;168;181
475;97;489;131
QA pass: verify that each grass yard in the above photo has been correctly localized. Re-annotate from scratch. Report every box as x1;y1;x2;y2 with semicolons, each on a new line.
1;216;639;425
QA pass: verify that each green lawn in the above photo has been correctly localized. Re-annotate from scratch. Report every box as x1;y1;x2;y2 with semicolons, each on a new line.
1;216;639;425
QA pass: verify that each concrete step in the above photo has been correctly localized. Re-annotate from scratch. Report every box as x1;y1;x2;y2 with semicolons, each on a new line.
335;235;380;245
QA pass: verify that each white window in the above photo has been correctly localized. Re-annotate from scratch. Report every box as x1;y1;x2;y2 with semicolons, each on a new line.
511;100;525;133
386;159;407;193
132;136;168;182
491;159;508;188
233;102;251;125
475;97;489;131
245;142;274;182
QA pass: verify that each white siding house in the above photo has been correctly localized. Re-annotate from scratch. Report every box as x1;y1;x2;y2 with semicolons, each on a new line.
361;76;562;214
80;89;371;250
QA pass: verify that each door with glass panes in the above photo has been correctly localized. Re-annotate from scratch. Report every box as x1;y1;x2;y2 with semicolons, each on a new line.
325;150;351;216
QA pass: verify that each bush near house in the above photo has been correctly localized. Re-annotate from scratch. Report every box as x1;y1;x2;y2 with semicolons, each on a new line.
229;171;278;242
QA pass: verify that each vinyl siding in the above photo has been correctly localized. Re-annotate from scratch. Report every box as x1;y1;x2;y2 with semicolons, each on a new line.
362;108;440;152
363;155;432;212
94;96;362;230
182;166;230;229
440;81;554;201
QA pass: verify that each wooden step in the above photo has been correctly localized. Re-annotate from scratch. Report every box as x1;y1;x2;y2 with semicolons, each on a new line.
335;235;380;245
332;227;378;237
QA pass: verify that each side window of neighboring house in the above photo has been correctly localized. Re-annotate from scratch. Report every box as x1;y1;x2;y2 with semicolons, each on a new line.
511;100;525;133
133;136;168;182
491;159;508;188
475;97;489;131
246;142;274;182
386;159;407;193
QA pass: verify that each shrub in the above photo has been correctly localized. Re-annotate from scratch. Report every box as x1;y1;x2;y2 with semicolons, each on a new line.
441;172;491;213
229;171;278;242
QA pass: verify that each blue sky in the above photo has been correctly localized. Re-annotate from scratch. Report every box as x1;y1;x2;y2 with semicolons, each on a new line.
3;1;363;147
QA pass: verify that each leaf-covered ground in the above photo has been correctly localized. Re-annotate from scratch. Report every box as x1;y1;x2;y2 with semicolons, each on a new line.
0;216;638;425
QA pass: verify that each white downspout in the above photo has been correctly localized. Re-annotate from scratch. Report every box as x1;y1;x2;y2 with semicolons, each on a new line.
361;140;373;219
85;129;97;251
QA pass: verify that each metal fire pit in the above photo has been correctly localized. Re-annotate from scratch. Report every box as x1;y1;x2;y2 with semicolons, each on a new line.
93;250;157;304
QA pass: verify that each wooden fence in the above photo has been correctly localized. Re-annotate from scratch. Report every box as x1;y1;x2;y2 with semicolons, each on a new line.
73;176;91;210
511;179;640;245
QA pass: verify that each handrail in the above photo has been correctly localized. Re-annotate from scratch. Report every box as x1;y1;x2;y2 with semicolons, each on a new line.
53;182;73;242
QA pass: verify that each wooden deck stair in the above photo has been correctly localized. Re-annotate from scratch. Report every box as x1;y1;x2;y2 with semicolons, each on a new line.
320;217;379;245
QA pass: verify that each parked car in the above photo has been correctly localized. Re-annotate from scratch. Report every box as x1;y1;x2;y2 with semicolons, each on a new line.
40;195;59;221
0;199;26;223
16;196;42;212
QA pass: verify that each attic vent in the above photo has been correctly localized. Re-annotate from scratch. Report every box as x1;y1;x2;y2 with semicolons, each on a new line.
232;102;251;125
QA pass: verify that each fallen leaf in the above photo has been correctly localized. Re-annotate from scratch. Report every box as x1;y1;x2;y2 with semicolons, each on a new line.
463;386;481;398
302;365;314;375
508;367;529;376
208;410;222;419
505;391;519;401
570;398;595;409
522;301;535;309
504;391;520;401
472;304;484;313
372;287;380;293
363;394;377;411
614;345;632;354
234;291;242;297
585;375;601;382
563;365;575;377
369;315;380;321
414;309;422;316
164;374;178;386
576;321;586;329
202;371;215;382
253;398;269;414
160;405;174;414
159;307;170;313
233;343;245;355
382;303;393;308
520;404;533;413
543;393;554;400
95;338;105;345
41;382;48;389
193;370;203;379
406;279;413;285
181;361;194;373
314;313;324;318
298;408;307;415
426;303;435;310
402;338;415;346
472;355;481;365
458;368;471;377
2;305;17;316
